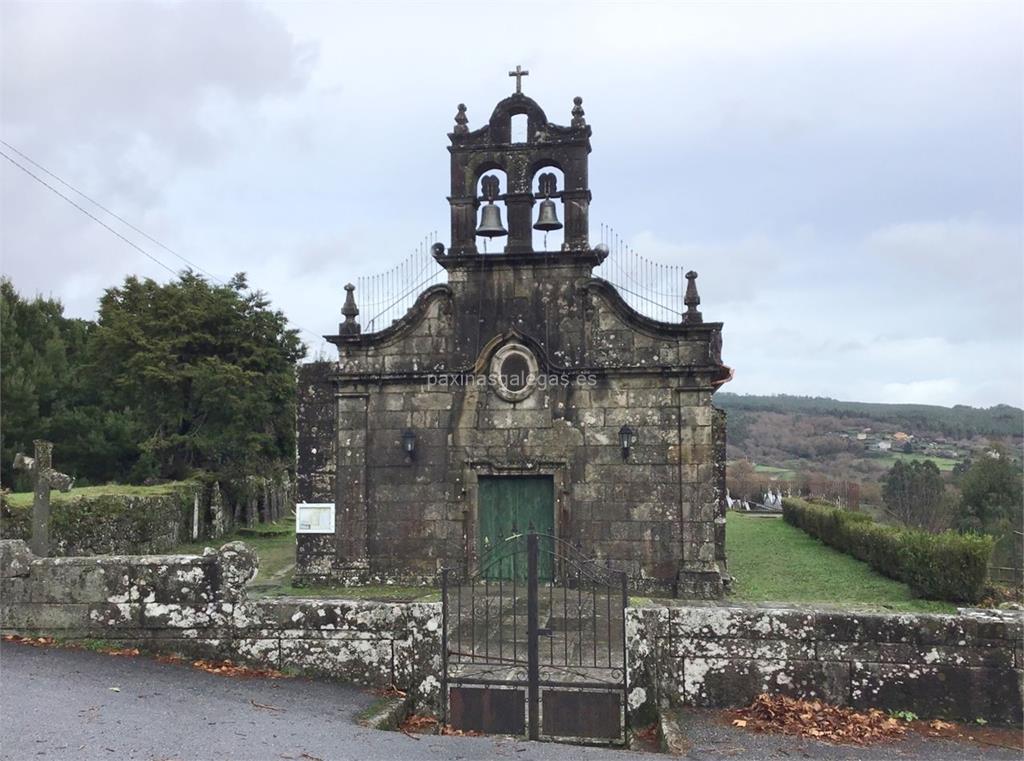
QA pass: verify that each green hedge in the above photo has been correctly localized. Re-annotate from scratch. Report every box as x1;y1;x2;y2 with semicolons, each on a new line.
0;483;198;556
783;498;993;603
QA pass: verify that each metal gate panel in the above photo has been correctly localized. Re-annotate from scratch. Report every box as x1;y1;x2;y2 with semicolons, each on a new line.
542;689;622;740
449;686;526;735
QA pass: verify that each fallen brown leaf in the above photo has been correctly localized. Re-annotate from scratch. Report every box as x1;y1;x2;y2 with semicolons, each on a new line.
250;699;286;712
192;659;287;679
99;647;140;657
2;634;56;647
400;714;439;734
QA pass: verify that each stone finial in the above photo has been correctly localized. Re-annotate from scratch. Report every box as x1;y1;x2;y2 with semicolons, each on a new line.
339;283;361;336
571;96;586;127
453;103;469;135
683;271;703;324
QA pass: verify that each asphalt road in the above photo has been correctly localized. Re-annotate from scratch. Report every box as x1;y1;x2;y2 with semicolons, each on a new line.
1;642;1018;761
0;643;657;761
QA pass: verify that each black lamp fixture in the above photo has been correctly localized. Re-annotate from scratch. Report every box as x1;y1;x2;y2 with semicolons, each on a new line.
618;425;635;459
401;430;417;461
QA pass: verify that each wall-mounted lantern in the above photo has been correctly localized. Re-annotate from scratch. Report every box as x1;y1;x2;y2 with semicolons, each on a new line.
618;425;635;460
401;430;417;462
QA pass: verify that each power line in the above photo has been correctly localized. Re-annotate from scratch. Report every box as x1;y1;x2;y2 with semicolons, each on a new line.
1;139;223;284
0;148;179;278
0;144;326;342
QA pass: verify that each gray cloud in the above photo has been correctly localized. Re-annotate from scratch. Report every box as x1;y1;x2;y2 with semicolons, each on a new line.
1;1;1020;408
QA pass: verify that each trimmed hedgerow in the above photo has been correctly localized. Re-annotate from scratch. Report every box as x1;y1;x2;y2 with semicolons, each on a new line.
0;483;198;556
783;498;993;603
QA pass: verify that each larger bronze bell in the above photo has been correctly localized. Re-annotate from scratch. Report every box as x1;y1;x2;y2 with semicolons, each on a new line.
533;198;562;231
476;202;508;237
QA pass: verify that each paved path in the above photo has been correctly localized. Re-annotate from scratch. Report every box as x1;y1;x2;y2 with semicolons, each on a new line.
1;642;1018;761
0;642;651;761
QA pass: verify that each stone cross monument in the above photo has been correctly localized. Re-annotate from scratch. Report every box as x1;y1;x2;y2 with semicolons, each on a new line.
12;440;73;556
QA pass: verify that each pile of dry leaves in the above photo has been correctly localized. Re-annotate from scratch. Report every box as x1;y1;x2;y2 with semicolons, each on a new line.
730;694;906;745
2;634;56;647
398;714;438;737
190;659;286;679
397;715;485;738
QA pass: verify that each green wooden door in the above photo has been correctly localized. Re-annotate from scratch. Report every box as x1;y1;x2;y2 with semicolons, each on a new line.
478;476;554;581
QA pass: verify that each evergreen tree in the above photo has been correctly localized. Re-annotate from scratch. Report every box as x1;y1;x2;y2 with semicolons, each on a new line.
1;273;305;487
956;450;1023;534
881;459;947;531
88;272;305;479
0;279;96;487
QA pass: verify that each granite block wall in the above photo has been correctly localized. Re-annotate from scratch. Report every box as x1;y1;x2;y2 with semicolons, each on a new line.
0;540;442;704
626;604;1023;725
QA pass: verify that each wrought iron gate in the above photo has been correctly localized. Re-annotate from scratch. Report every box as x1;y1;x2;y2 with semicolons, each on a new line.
441;531;628;744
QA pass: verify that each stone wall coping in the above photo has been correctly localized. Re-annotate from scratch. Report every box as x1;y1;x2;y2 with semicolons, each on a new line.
627;603;1024;645
631;599;1023;622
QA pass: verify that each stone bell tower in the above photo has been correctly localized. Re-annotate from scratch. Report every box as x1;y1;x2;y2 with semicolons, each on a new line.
447;66;593;255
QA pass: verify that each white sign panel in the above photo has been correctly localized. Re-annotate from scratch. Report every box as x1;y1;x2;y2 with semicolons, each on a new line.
296;502;335;534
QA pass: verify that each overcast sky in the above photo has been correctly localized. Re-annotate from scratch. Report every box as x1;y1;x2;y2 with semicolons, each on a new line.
2;1;1022;408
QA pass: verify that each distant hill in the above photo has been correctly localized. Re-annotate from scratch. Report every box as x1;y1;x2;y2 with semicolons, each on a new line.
715;393;1023;439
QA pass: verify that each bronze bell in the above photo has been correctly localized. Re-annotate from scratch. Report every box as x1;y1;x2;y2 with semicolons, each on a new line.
533;198;562;231
477;202;508;237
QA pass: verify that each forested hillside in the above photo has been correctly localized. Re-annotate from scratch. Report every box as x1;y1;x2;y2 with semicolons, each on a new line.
717;392;1023;506
716;393;1023;438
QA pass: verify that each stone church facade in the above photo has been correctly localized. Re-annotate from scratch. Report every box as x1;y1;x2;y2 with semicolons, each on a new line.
296;82;731;597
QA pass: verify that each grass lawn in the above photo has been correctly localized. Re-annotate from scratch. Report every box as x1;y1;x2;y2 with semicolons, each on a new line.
173;518;438;602
752;464;796;480
725;513;955;613
165;507;952;611
4;481;193;508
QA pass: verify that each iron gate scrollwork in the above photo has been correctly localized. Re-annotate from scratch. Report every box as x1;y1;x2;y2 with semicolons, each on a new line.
441;530;628;744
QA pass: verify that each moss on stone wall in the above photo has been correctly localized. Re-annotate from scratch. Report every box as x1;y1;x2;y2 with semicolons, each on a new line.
0;482;199;556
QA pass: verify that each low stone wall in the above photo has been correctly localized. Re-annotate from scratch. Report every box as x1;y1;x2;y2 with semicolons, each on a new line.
627;604;1023;725
0;474;296;556
0;540;442;704
3;540;1019;726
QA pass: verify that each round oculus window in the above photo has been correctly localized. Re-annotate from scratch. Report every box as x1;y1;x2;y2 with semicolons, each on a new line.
500;353;530;392
490;344;538;402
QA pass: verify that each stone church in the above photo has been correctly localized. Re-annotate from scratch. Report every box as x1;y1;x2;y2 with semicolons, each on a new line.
296;76;731;597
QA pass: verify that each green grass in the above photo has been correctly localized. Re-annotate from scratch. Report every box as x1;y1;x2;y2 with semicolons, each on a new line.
873;452;961;472
752;464;797;480
4;481;193;508
725;513;955;613
173;518;438;602
159;500;954;611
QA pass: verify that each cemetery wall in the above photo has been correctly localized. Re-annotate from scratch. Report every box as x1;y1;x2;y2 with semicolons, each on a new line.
627;604;1023;725
0;540;442;704
0;474;294;556
3;540;1019;725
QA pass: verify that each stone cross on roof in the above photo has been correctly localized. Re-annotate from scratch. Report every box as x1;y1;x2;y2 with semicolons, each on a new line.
508;64;529;93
